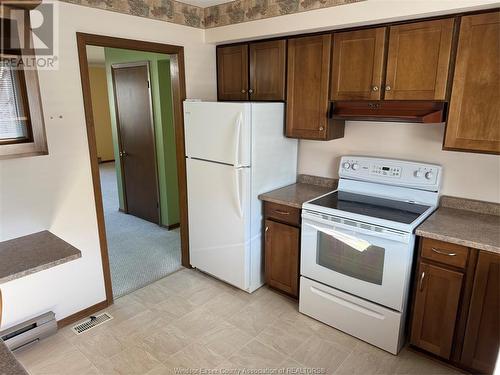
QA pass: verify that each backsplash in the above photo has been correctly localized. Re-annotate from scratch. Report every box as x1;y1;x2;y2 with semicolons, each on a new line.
59;0;364;29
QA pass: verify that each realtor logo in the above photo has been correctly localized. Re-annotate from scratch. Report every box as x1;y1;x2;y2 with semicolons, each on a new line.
0;0;59;69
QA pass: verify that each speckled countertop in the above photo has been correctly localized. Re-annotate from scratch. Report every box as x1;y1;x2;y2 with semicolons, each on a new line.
416;196;500;254
0;339;27;375
258;174;337;208
0;231;82;284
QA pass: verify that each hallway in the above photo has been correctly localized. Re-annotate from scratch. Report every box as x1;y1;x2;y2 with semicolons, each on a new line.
100;162;181;298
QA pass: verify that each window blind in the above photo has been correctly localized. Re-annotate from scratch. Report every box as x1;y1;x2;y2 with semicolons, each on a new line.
0;59;29;141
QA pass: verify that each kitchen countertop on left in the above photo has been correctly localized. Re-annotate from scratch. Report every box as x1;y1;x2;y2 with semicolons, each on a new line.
0;339;28;375
0;231;82;284
258;174;337;208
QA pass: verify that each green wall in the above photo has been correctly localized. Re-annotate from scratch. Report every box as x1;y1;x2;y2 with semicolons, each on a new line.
104;47;179;227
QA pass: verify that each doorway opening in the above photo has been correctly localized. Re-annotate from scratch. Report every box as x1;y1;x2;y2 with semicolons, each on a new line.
77;34;190;305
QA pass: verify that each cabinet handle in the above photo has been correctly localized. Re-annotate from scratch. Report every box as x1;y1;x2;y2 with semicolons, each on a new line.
241;89;246;93
265;226;269;232
419;271;426;292
319;127;324;131
372;85;379;92
385;85;392;91
274;209;290;215
431;247;457;257
248;89;254;94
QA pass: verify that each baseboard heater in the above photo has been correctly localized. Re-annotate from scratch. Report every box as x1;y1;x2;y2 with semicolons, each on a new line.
0;312;57;351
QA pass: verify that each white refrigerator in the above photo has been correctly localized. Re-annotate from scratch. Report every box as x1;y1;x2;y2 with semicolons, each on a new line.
184;101;298;292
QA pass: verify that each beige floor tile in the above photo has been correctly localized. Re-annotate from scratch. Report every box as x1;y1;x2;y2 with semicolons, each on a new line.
163;342;226;369
107;293;149;322
292;335;353;373
71;326;127;368
110;309;170;347
256;318;314;356
197;321;254;358
24;346;98;375
131;282;174;308
225;339;286;368
168;306;222;340
334;342;462;375
139;325;194;362
95;345;162;374
202;291;251;319
13;269;461;375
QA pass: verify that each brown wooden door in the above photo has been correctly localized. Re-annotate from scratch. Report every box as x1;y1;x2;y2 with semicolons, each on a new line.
286;34;332;140
385;18;454;100
249;40;286;101
112;62;159;224
217;44;249;100
331;27;387;100
410;262;463;359
444;11;500;154
461;251;499;373
264;219;300;298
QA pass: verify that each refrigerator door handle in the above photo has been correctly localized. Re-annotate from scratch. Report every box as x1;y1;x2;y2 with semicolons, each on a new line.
234;113;243;167
234;167;243;218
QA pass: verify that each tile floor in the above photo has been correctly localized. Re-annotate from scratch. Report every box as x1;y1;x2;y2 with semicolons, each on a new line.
14;269;462;375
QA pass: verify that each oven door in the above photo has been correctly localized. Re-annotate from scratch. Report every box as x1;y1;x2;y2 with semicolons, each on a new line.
301;211;413;311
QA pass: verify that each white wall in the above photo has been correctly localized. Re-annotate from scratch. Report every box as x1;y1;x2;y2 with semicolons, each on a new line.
0;2;216;329
299;122;500;202
204;0;500;203
204;0;500;43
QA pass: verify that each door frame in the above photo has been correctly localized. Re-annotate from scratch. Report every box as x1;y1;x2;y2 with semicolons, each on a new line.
76;33;190;306
110;61;160;223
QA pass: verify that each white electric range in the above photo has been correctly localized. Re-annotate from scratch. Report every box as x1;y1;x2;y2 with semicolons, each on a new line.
299;156;442;355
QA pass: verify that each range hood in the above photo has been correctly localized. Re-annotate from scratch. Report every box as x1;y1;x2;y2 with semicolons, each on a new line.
331;101;447;124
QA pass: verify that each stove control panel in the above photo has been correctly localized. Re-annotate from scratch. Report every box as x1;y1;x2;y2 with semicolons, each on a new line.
339;156;442;191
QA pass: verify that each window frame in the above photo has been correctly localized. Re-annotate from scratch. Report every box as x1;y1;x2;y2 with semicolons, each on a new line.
0;6;47;159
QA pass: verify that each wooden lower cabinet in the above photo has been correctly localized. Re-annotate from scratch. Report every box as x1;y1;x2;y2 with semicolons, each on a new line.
264;219;300;298
461;251;500;374
411;238;500;374
410;262;463;358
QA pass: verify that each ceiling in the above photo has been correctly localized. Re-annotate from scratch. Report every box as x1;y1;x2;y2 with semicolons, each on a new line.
179;0;229;8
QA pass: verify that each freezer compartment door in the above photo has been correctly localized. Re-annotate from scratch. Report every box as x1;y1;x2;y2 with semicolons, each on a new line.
184;101;251;166
186;158;251;290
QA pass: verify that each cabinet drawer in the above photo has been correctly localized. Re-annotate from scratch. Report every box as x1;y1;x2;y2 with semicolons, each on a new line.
421;238;469;269
264;202;300;226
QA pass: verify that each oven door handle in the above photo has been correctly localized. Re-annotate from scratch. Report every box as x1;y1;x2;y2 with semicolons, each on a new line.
303;219;409;244
306;223;372;252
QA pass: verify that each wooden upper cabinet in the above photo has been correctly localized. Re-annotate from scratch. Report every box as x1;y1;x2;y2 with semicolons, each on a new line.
461;251;499;374
286;34;334;140
385;18;454;100
331;28;387;100
217;44;249;100
249;40;286;101
410;262;463;359
444;11;500;154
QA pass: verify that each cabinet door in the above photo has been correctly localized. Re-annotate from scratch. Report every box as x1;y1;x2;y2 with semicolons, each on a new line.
331;27;386;100
264;219;300;297
286;34;332;139
444;11;500;154
217;44;249;101
410;262;463;359
249;40;286;101
385;18;454;100
461;251;499;374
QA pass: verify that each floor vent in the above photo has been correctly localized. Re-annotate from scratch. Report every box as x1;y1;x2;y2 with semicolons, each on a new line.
72;313;113;335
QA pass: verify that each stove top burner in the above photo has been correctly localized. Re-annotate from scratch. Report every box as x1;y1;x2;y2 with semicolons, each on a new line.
308;191;431;224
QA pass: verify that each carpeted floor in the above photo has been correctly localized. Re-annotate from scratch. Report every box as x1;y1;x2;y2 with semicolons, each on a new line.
99;162;181;299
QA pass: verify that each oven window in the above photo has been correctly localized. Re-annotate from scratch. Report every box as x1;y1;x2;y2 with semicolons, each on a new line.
317;231;385;285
